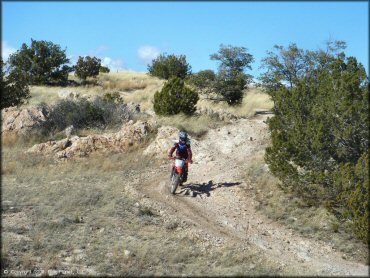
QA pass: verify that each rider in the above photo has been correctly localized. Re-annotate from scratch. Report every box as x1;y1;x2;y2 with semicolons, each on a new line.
168;131;193;183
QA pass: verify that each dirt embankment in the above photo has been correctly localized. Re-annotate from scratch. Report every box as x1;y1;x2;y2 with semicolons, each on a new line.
135;113;368;276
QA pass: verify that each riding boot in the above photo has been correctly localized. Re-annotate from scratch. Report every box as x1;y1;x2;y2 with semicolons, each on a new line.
183;167;188;183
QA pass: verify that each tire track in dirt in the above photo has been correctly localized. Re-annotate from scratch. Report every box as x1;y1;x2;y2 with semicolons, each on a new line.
136;114;368;276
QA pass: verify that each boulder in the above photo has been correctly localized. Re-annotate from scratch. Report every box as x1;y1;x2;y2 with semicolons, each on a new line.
1;106;49;135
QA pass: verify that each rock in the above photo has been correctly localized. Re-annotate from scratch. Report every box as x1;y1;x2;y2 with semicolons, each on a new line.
26;120;151;159
127;102;141;113
2;105;49;135
143;126;179;157
65;125;75;139
124;250;131;257
58;90;80;99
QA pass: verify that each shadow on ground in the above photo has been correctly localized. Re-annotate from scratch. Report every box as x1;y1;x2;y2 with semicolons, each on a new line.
177;180;241;198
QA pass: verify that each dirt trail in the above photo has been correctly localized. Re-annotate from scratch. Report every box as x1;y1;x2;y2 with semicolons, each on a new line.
137;114;368;276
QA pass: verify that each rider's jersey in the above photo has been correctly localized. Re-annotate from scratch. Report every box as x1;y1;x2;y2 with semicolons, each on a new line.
168;140;192;160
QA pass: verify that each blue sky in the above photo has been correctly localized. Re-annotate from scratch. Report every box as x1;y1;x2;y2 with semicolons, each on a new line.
2;1;369;76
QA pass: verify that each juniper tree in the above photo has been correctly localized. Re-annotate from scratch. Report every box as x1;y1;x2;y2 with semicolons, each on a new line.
153;77;199;115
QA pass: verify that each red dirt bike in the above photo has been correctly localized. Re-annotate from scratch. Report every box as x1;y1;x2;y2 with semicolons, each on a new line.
169;157;190;194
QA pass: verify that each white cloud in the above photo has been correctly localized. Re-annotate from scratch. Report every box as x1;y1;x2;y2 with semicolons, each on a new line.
102;57;125;71
2;41;16;61
137;46;160;64
90;46;109;57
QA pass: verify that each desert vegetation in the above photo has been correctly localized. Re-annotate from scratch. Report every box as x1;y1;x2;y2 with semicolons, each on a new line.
1;37;368;276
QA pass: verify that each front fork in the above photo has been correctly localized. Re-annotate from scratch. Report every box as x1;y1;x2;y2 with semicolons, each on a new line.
171;167;184;184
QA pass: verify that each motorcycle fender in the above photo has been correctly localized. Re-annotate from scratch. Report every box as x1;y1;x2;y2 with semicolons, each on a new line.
175;166;183;174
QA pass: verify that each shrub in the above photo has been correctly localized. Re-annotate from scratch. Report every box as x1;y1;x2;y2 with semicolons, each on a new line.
213;71;248;105
47;99;105;131
99;66;110;73
335;153;369;243
75;56;101;81
153;77;199;115
7;39;72;85
43;96;132;134
1;59;30;109
92;97;132;128
186;70;216;97
103;92;124;104
148;54;191;80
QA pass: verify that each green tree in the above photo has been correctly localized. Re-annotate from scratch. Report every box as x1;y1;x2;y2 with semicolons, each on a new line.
213;70;250;105
186;69;216;98
148;54;191;80
153;77;199;115
211;44;254;105
74;56;102;81
8;39;71;85
259;40;347;91
210;44;254;74
1;59;30;109
263;46;369;242
187;45;254;105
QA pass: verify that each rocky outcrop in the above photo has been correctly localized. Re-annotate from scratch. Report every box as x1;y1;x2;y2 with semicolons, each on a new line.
1;106;49;135
143;126;208;162
26;120;150;159
144;126;179;158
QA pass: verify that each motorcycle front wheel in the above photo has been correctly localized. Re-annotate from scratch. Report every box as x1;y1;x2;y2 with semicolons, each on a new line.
170;173;180;194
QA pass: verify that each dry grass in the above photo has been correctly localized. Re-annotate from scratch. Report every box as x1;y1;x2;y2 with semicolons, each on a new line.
27;85;103;106
1;133;21;147
98;72;162;92
120;74;164;112
2;140;284;276
25;73;271;123
197;88;273;118
25;72;164;108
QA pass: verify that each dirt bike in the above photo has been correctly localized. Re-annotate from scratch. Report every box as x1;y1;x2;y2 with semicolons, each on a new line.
169;157;189;194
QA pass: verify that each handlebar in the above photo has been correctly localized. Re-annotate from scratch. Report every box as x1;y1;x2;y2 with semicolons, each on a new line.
168;157;192;163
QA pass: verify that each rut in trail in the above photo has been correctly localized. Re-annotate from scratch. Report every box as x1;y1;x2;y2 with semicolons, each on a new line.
137;114;368;276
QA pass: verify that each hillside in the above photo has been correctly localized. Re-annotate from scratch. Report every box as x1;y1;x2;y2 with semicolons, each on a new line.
2;72;368;276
